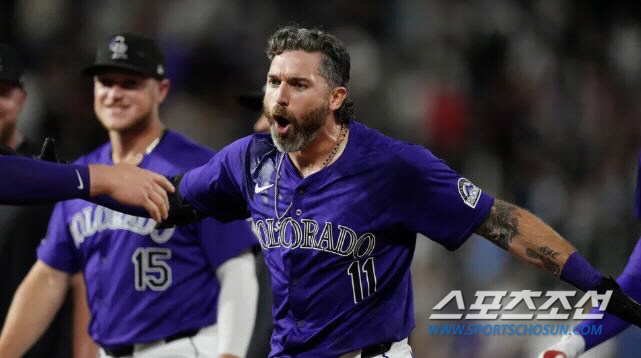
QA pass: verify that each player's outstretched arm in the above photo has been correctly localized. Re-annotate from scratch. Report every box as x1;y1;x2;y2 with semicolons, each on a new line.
0;155;174;221
0;261;71;358
0;156;92;204
475;199;641;328
475;199;575;277
216;251;258;358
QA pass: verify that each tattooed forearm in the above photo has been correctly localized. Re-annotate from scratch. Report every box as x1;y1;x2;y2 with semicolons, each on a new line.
526;247;561;276
475;199;520;250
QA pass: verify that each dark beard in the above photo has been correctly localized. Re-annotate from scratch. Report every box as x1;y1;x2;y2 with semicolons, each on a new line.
268;103;329;152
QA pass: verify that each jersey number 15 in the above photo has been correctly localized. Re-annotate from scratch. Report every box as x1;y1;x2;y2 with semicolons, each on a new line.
132;247;173;291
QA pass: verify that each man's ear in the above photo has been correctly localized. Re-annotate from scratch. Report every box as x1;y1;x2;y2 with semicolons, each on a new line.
157;79;170;103
329;86;347;111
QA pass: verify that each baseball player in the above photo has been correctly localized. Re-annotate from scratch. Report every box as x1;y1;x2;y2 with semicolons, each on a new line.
0;33;258;358
163;25;641;357
0;42;172;216
538;155;641;358
140;26;641;357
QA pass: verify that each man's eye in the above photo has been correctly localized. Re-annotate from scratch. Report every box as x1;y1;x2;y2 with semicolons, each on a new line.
268;78;280;86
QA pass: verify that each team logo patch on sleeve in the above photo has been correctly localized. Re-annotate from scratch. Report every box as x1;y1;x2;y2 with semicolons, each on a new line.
457;178;481;208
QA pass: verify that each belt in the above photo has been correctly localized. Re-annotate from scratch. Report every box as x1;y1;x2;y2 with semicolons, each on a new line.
361;342;393;358
103;328;201;357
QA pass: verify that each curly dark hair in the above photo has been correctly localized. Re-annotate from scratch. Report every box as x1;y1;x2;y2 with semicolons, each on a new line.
266;25;354;124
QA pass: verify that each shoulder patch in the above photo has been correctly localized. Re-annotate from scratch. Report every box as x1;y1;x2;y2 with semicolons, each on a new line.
457;178;481;208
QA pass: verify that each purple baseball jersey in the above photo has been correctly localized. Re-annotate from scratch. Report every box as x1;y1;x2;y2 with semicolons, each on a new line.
37;130;257;347
180;120;494;357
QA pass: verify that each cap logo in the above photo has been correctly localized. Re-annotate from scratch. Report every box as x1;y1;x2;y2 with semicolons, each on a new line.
157;64;164;76
109;35;128;60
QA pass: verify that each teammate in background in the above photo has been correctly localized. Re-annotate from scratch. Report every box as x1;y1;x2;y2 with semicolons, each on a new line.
0;44;171;216
238;88;269;133
0;44;29;153
148;26;641;357
538;157;641;358
0;42;75;358
0;152;173;220
0;33;258;358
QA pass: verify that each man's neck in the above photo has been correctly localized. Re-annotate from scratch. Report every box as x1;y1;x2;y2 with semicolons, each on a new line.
288;119;349;178
109;120;165;163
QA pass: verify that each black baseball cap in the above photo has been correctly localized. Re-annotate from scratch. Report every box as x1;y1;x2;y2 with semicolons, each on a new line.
82;33;165;79
0;44;24;87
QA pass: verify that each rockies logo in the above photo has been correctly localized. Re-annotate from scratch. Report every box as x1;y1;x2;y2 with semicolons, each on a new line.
458;178;481;209
109;36;128;60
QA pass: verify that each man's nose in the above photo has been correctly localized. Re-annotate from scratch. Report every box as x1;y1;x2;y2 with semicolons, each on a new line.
104;85;124;102
274;83;289;107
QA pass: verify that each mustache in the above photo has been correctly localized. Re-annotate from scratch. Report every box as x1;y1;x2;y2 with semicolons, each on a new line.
263;104;291;120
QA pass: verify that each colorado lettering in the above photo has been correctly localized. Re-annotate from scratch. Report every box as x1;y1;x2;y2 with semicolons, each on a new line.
252;218;375;258
69;205;175;247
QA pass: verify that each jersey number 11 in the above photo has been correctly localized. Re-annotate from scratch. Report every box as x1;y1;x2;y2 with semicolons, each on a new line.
347;257;377;303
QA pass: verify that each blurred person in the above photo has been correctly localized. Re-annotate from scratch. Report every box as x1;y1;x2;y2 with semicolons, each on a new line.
147;25;641;357
0;41;75;358
238;88;269;133
0;33;258;358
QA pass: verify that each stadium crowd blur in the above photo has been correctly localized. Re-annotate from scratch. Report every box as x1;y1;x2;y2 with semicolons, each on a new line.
2;0;641;357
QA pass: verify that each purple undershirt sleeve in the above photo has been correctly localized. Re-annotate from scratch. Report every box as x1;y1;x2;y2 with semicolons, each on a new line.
1;156;90;204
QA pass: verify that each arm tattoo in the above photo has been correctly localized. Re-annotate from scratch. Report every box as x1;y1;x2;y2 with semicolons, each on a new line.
475;199;520;250
526;246;561;276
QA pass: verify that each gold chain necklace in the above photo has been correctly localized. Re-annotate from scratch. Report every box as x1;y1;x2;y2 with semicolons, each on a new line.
320;125;347;169
274;125;347;223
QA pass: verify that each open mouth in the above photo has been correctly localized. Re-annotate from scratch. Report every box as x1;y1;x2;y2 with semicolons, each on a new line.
273;115;291;134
